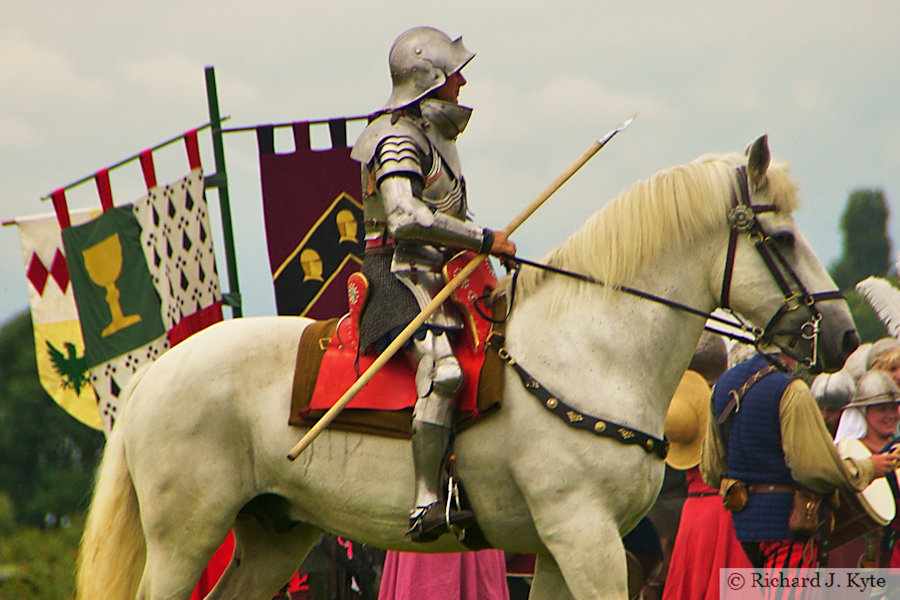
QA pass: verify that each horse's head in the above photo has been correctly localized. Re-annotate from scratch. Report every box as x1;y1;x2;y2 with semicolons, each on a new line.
718;135;858;373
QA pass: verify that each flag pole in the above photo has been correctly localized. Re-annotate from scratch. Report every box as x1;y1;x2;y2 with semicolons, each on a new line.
204;66;243;317
287;113;637;460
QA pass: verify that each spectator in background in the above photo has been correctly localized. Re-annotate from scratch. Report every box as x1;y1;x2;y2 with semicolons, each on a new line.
661;333;749;599
871;341;900;388
378;550;509;600
832;369;900;568
811;371;856;438
702;349;894;571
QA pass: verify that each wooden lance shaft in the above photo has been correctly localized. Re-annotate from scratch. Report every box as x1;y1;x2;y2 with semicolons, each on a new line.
287;113;636;461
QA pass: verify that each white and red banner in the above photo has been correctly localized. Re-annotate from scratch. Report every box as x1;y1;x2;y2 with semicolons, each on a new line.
15;208;103;429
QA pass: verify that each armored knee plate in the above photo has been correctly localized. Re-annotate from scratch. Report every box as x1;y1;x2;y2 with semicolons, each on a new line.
407;329;462;427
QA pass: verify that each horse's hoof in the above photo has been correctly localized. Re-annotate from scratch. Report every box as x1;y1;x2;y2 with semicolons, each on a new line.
407;503;475;543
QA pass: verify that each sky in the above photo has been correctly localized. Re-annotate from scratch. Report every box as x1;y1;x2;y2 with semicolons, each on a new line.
2;1;899;327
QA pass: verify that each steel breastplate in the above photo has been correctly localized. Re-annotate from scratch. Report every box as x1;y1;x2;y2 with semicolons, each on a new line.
357;104;472;330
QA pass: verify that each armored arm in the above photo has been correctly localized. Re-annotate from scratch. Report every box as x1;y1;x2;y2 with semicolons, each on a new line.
373;135;492;253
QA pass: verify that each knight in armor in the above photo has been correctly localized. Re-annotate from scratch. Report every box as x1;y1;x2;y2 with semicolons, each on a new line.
350;26;516;543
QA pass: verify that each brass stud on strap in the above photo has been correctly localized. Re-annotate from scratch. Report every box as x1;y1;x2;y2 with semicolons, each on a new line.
594;421;606;432
646;440;654;451
566;410;583;423
546;398;558;409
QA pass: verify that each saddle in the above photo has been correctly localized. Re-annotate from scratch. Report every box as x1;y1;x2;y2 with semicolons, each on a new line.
289;251;506;439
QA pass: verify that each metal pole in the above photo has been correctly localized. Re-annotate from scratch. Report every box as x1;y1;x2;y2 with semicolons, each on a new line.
205;66;242;316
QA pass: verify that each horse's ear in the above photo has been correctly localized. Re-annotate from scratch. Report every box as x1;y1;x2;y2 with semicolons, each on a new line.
745;134;770;192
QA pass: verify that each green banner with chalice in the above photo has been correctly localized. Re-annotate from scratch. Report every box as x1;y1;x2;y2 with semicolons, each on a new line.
62;207;165;368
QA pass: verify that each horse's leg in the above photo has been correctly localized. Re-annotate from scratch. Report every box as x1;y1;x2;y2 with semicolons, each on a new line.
135;485;240;599
207;519;323;600
137;532;225;600
532;505;629;599
528;552;575;600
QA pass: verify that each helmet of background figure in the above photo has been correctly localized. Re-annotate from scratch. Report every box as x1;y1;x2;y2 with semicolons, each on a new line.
663;371;711;470
845;368;900;410
810;370;856;412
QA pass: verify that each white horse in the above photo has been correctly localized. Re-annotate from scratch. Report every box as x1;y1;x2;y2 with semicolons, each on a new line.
76;136;858;599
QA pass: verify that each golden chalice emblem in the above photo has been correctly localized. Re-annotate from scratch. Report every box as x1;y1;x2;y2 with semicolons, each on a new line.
83;233;142;337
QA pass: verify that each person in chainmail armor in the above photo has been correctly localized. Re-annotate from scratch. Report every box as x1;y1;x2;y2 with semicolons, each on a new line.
350;26;516;543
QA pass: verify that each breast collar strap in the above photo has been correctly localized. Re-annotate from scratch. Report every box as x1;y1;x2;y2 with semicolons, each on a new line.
719;166;844;367
487;332;669;460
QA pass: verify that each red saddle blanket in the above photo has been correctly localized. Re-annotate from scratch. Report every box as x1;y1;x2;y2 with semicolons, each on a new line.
289;252;505;438
309;317;486;413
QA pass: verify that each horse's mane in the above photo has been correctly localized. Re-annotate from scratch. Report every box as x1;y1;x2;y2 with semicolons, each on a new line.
508;151;800;305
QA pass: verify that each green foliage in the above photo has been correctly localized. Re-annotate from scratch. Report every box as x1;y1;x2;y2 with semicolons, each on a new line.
827;188;895;341
0;311;104;527
0;516;84;600
829;188;892;290
0;493;16;536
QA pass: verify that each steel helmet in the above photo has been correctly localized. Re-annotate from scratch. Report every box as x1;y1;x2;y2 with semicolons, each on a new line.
382;26;475;111
810;370;855;411
845;369;900;408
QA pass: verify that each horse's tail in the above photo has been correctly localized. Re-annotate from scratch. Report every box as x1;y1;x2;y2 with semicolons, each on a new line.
76;366;150;600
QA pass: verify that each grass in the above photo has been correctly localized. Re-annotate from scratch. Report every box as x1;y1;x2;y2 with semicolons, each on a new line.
0;516;83;600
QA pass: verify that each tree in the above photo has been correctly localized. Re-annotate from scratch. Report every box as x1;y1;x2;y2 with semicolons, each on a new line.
829;188;892;291
0;311;104;526
827;188;894;343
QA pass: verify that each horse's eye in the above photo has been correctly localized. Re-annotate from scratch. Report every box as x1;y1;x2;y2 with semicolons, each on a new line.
771;231;795;247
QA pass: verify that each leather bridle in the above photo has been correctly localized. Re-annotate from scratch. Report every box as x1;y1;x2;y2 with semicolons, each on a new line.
719;165;845;368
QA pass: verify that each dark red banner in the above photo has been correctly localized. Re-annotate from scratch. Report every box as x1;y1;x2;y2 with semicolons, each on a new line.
257;120;364;319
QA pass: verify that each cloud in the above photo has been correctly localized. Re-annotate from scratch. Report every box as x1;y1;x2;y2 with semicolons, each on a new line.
117;53;209;109
0;116;37;149
466;74;671;152
0;31;115;112
532;74;672;124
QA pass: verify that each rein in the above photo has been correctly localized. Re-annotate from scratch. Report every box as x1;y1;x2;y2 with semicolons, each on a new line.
492;256;761;346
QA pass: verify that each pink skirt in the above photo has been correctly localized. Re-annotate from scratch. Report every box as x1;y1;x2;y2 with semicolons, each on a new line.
378;550;510;600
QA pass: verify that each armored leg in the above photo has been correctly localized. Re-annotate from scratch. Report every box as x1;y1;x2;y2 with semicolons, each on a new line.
405;329;474;542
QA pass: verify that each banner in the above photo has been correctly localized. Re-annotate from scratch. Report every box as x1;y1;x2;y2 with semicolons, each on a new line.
76;167;222;432
63;207;167;367
17;166;223;433
257;120;364;318
16;209;103;429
